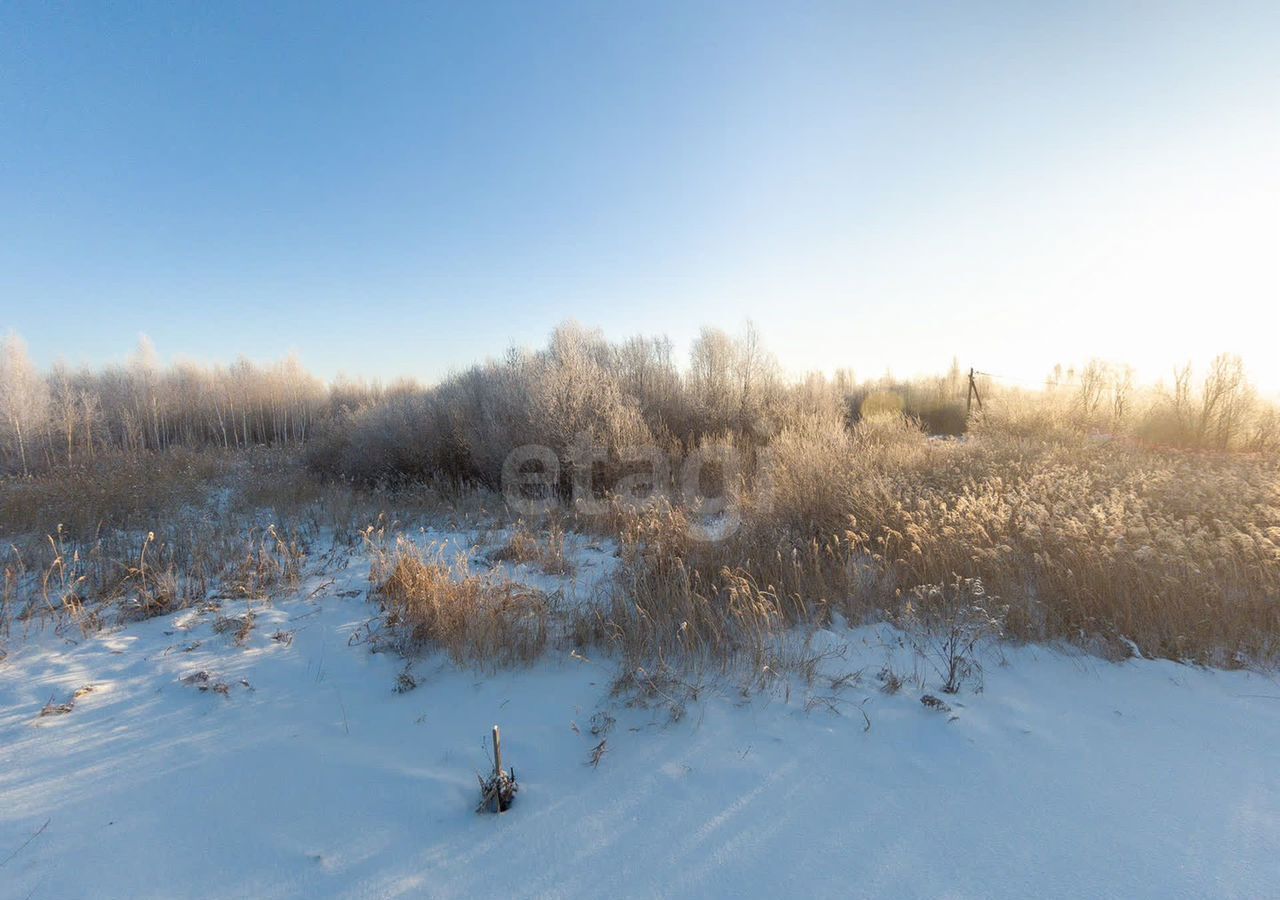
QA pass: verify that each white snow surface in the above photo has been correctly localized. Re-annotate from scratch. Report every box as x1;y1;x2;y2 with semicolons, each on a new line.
2;530;1278;899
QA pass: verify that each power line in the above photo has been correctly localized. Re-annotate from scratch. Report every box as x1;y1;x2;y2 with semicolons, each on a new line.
973;370;1064;388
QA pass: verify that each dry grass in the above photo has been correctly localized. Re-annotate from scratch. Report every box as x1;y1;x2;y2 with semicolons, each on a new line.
3;520;307;635
0;448;446;644
838;433;1279;664
5;528;194;633
0;449;232;539
593;418;1280;669
487;519;574;575
3;394;1276;676
212;610;257;645
224;526;307;599
369;535;549;666
570;495;850;693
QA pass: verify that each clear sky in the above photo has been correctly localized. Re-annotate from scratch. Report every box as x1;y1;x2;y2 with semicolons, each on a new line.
2;1;1278;389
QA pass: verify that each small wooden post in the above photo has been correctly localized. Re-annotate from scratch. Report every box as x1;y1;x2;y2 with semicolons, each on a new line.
477;725;515;814
492;725;502;781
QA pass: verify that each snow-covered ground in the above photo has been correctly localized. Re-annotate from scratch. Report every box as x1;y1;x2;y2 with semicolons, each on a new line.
1;531;1278;899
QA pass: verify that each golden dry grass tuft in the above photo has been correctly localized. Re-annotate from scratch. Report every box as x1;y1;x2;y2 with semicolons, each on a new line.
369;535;548;666
571;495;851;688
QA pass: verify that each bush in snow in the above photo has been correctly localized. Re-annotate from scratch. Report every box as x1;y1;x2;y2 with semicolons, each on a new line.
902;577;1004;694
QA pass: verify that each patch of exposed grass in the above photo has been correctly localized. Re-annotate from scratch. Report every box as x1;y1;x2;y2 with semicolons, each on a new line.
369;535;548;666
486;519;574;576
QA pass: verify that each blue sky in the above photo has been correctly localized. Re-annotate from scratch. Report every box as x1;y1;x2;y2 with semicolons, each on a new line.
2;1;1278;388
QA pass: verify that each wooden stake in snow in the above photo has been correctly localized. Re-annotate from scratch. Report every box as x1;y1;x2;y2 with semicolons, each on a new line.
478;724;518;813
492;725;502;782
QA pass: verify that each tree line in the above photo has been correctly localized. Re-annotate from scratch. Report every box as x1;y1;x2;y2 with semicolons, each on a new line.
0;333;329;475
1;324;1275;481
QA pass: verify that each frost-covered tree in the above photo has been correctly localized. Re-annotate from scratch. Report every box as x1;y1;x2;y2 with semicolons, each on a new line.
0;332;50;475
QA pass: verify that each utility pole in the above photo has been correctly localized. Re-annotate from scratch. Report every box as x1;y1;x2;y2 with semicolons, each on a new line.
967;368;983;416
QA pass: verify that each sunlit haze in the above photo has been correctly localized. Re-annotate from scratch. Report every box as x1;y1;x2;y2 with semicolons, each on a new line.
3;1;1277;389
